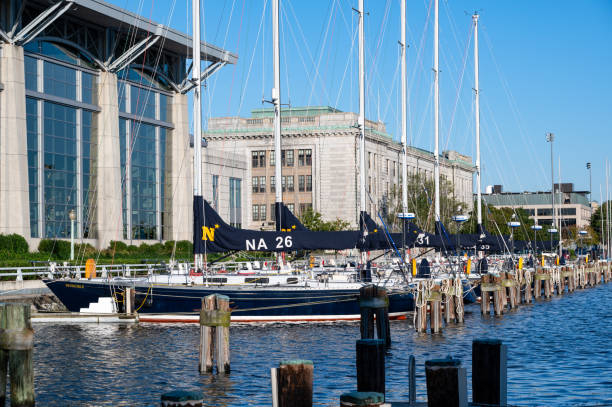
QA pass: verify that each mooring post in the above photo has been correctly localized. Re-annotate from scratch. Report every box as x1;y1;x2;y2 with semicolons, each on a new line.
356;339;385;395
125;287;134;314
0;303;35;407
161;390;204;407
276;360;313;407
199;294;231;374
359;285;390;347
472;339;507;407
424;358;467;407
339;392;385;407
444;279;455;324
480;275;491;315
428;287;442;333
409;355;416;404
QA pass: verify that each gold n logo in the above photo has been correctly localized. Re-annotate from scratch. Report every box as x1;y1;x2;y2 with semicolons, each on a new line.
202;226;216;241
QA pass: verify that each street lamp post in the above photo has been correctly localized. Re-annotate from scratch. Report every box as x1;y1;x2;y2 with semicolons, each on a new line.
548;227;558;265
586;162;592;204
69;209;76;261
452;213;469;276
508;214;520;267
531;224;542;258
398;212;415;264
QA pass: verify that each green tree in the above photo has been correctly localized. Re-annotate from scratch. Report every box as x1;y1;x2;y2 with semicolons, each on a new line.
590;201;609;244
383;173;467;234
299;208;351;231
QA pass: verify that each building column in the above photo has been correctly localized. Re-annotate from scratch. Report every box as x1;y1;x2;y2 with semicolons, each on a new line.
0;43;30;240
167;92;191;241
93;71;122;249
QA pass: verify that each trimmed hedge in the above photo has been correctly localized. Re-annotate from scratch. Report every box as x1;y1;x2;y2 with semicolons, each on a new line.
0;234;29;254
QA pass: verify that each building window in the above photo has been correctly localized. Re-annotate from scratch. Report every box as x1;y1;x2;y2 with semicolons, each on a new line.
284;176;294;192
229;178;242;228
270;151;275;166
271;204;276;221
270;176;275;192
282;176;286;192
252;150;265;168
252;177;259;193
287;203;295;212
282;150;294;166
298;149;312;166
260;205;267;221
298;175;305;192
252;205;259;221
212;175;219;210
306;175;312;192
538;208;552;216
259;176;266;193
561;208;576;216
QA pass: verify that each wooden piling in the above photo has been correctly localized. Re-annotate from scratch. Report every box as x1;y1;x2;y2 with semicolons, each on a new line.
444;280;456;324
416;303;427;333
480;275;492;315
356;339;385;395
161;390;204;407
428;288;443;333
424;358;467;407
0;303;35;407
199;294;231;374
215;295;231;374
125;287;134;314
359;285;390;347
523;271;532;304
472;339;507;407
276;360;313;407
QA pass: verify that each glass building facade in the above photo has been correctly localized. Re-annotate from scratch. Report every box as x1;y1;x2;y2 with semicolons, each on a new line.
118;68;172;240
23;40;173;241
24;41;98;238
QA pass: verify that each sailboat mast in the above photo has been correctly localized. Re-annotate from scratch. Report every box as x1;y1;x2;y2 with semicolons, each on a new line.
473;13;482;228
433;0;441;226
192;0;202;197
273;0;282;231
558;156;563;259
192;0;203;270
401;0;408;215
358;0;366;218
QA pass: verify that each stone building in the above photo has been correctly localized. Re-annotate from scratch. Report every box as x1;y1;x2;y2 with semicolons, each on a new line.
481;184;593;229
205;106;475;230
0;0;241;249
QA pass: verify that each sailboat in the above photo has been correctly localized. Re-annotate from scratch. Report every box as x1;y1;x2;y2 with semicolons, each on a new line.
44;0;414;323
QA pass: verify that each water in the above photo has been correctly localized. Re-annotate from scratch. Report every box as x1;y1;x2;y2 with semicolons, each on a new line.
34;283;612;406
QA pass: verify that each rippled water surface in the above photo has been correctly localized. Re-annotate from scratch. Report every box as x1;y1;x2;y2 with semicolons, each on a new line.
34;283;612;406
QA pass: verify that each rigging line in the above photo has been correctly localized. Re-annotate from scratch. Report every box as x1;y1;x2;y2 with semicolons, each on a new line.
332;23;358;110
480;25;548;184
283;0;332;104
302;0;337;107
442;22;473;152
364;0;393;113
225;0;246;116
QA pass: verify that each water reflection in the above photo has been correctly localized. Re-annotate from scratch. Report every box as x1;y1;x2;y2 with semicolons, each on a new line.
33;284;612;406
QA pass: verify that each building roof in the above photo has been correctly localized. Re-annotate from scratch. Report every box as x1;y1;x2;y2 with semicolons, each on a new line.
251;106;341;118
43;0;238;64
482;192;590;207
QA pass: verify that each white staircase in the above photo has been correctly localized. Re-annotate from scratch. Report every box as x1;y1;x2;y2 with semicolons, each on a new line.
79;297;116;314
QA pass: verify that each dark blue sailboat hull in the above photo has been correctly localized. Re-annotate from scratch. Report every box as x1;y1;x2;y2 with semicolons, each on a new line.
44;279;414;323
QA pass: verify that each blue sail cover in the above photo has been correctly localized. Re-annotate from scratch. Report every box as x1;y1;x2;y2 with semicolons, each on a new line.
194;197;361;253
278;202;309;231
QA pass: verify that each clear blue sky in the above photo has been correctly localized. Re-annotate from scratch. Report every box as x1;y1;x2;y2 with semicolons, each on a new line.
110;0;612;202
